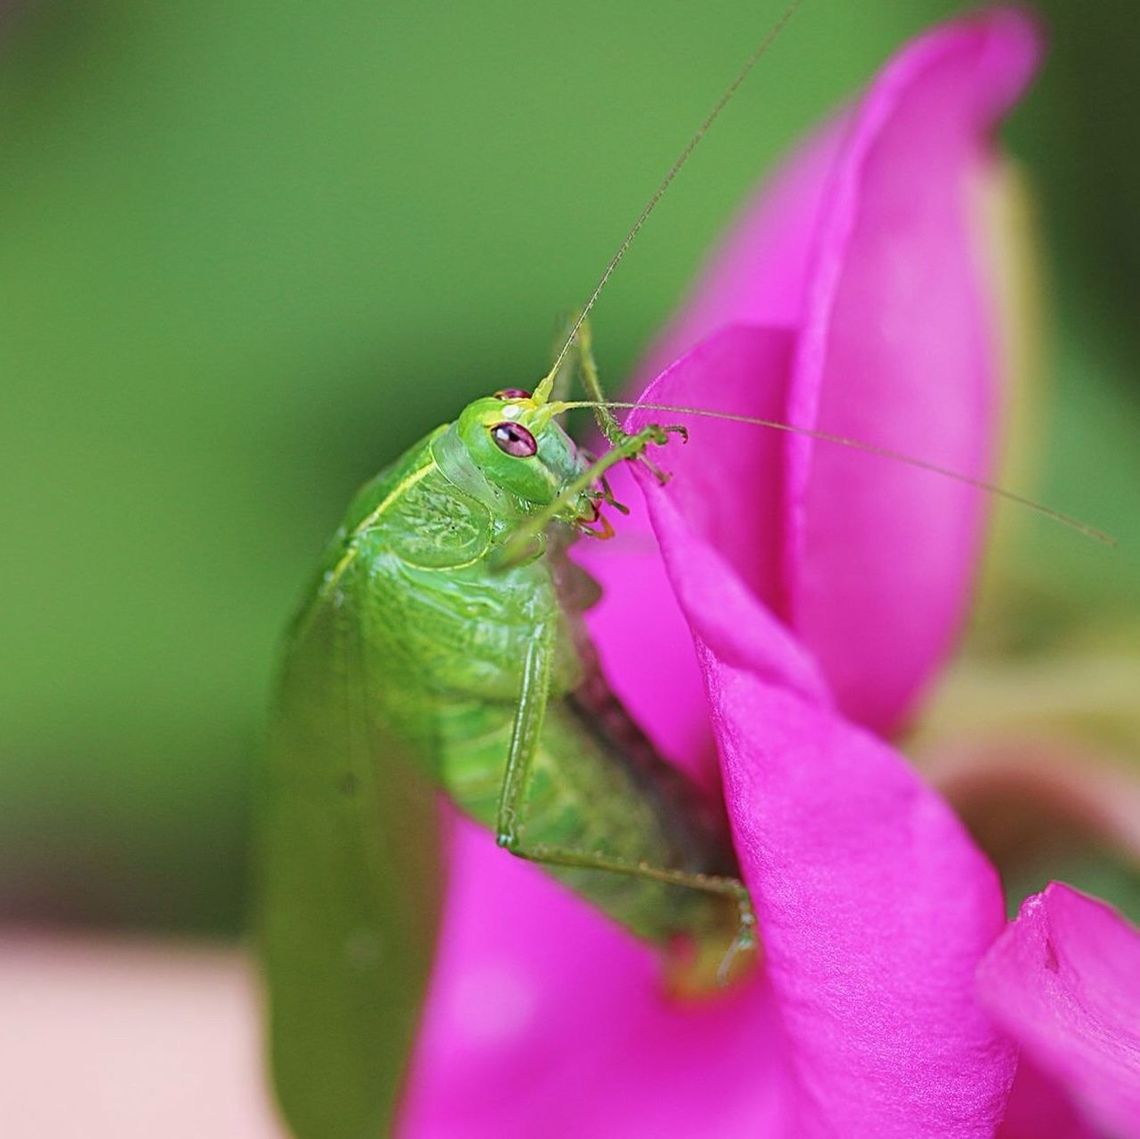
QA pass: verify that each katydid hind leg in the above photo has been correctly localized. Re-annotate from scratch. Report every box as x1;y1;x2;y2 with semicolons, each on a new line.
494;626;758;956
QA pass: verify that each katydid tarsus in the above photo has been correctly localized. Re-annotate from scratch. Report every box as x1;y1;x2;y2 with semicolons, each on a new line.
256;5;1112;1139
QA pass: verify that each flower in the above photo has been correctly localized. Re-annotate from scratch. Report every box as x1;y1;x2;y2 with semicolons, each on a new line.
398;10;1140;1138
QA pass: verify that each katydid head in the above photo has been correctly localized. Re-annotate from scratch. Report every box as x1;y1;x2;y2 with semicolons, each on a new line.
455;392;597;522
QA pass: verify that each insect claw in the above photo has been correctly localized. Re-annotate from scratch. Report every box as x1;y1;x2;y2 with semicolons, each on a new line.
615;421;684;485
632;451;672;486
592;470;630;515
632;457;666;485
590;512;616;541
715;919;759;988
576;507;616;541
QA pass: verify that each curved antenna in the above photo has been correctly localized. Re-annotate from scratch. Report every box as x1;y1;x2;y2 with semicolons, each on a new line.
531;0;805;405
554;399;1117;547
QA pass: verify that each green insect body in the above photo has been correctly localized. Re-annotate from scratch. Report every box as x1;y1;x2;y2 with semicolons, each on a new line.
259;357;755;1139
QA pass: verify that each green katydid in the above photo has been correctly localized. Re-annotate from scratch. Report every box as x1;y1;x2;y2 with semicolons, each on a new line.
258;316;759;1139
256;5;1113;1138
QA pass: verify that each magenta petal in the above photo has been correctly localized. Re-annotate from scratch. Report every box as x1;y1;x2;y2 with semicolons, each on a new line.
642;481;1016;1137
997;1059;1098;1139
785;10;1042;733
630;11;1042;734
625;327;795;610
632;122;847;386
402;818;795;1138
977;884;1140;1139
576;536;714;785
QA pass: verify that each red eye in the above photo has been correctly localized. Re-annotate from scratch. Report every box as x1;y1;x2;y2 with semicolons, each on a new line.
493;388;532;400
489;422;538;458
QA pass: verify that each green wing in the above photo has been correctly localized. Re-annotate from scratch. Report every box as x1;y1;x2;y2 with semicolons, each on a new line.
258;559;443;1139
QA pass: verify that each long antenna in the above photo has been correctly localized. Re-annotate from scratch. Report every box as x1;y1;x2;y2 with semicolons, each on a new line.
555;399;1117;546
533;0;804;402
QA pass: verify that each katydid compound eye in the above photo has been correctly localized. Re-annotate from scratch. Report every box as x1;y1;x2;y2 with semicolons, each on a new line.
493;388;532;401
489;422;538;458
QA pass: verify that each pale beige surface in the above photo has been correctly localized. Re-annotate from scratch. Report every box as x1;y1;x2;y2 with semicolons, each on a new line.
0;934;284;1139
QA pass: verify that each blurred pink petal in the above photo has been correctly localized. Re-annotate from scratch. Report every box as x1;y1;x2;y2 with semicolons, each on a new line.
622;10;1042;735
0;935;283;1139
404;819;793;1138
977;884;1140;1139
997;1059;1098;1139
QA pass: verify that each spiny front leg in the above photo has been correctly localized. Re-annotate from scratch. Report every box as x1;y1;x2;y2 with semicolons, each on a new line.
572;318;687;485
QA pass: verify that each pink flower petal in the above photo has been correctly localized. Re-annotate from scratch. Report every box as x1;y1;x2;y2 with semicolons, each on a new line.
641;480;1017;1137
977;884;1140;1139
997;1059;1098;1139
632;122;847;383
574;531;713;787
627;328;796;609
628;10;1042;735
403;818;795;1138
786;9;1041;734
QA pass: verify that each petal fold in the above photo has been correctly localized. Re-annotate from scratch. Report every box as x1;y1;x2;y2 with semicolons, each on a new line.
630;10;1043;734
977;884;1140;1139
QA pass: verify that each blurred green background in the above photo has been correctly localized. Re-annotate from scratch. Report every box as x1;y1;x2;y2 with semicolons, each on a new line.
1;0;1137;936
